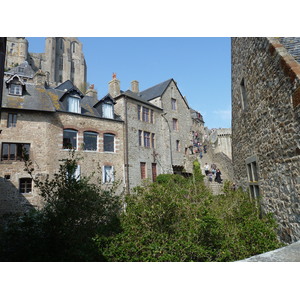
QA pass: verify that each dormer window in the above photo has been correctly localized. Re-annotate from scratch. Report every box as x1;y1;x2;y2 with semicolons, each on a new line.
102;102;113;119
9;84;22;96
67;96;81;113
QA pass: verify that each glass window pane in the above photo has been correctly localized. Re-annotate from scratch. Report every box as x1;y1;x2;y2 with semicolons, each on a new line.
63;130;77;149
68;96;81;113
103;103;113;119
2;144;9;160
84;132;97;151
9;144;16;160
104;134;114;152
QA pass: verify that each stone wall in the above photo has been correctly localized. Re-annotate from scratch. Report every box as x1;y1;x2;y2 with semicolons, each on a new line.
232;37;300;243
0;109;125;214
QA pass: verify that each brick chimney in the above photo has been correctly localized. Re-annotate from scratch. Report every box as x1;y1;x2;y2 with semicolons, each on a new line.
85;84;98;100
131;80;139;93
108;73;120;97
33;69;46;86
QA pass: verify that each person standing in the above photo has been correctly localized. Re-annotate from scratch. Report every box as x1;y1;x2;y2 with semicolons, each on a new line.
215;168;222;183
204;163;209;176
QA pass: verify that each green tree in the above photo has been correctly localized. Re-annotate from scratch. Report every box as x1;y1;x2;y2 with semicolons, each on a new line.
0;153;122;261
97;161;282;262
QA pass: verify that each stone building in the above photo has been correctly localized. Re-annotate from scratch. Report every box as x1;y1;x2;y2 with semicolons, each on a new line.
1;37;206;214
232;37;300;243
0;37;6;106
114;76;197;191
0;64;124;214
207;128;232;159
5;37;87;90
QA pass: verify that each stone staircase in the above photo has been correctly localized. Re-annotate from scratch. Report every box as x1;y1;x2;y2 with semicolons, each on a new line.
198;146;232;195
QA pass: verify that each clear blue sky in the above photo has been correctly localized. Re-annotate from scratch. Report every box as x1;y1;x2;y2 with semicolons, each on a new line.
26;37;231;129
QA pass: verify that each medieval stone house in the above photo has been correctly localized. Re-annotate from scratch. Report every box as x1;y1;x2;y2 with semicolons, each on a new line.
232;37;300;243
113;76;197;191
0;63;124;214
1;37;206;214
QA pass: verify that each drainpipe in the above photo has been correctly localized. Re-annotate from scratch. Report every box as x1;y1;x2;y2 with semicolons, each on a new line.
161;113;173;172
124;96;130;193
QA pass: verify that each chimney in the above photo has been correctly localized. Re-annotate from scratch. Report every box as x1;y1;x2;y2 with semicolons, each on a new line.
108;72;120;97
85;84;98;100
33;69;46;86
131;80;139;93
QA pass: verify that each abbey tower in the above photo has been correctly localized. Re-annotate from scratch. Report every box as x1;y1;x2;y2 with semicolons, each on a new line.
5;37;87;91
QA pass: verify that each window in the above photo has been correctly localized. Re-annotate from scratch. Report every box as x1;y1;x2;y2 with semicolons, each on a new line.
59;57;63;70
140;162;146;179
1;143;30;161
67;96;81;113
60;38;64;50
176;140;180;151
71;60;75;73
7;113;17;127
103;166;114;183
103;133;115;152
152;163;157;182
246;156;260;199
102;103;113;119
63;129;77;149
59;75;62;82
137;105;141;120
171;98;177;110
142;107;149;122
71;42;76;53
84;131;97;151
144;131;151;148
9;84;22;96
240;78;248;110
150;110;154;123
151;133;155;148
172;118;178;131
138;130;142;146
19;178;32;193
18;67;24;73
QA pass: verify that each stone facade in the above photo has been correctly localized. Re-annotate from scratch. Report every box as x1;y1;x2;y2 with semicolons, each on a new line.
1;38;207;214
232;37;300;243
0;70;124;214
207;128;232;159
5;37;87;90
115;77;199;191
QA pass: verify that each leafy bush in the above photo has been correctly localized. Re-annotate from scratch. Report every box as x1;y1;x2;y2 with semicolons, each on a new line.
0;153;122;262
97;162;282;262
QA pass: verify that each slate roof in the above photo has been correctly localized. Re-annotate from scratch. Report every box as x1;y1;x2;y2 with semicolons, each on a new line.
5;61;35;78
138;79;173;101
1;79;122;121
120;90;163;110
279;38;300;64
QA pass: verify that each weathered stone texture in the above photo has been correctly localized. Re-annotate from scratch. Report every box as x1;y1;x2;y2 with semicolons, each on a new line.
232;37;300;243
0;110;124;214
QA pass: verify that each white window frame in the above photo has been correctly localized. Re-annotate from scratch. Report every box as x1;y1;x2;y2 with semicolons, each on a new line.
102;166;114;183
67;96;81;114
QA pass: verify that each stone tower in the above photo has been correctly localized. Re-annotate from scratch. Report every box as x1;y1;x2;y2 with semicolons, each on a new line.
5;37;29;70
5;37;87;91
44;37;87;89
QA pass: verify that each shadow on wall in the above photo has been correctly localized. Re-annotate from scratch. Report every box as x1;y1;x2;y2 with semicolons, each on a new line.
0;176;34;218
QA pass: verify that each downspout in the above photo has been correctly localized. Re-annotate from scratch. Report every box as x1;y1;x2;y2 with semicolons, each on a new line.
162;113;173;171
124;96;130;193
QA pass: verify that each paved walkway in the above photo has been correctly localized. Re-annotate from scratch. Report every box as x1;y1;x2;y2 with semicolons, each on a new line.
238;240;300;262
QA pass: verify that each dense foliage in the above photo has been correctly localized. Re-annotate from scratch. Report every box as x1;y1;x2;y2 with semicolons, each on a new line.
96;161;283;262
0;155;122;261
0;159;283;262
